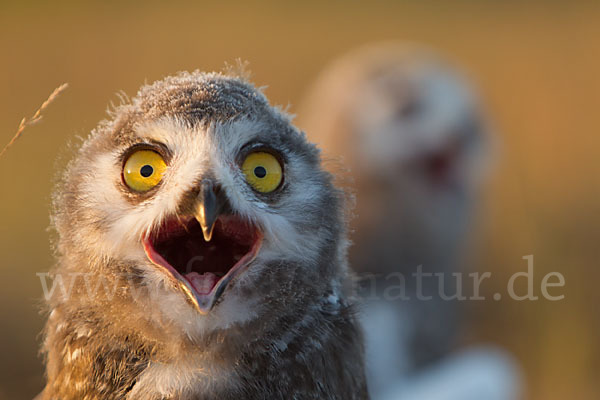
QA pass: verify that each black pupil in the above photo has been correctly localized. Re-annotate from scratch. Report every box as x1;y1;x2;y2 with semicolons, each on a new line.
140;165;154;178
254;166;267;178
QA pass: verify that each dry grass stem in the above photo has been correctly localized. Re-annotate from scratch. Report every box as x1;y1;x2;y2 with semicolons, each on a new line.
0;83;69;159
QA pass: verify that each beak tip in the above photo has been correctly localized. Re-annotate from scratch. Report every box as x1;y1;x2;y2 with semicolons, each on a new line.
202;228;213;242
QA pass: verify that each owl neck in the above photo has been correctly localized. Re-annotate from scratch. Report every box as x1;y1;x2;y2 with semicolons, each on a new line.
41;290;366;399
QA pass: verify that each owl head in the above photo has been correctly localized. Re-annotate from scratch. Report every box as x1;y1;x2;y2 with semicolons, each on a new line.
298;43;493;274
51;71;348;339
300;43;491;195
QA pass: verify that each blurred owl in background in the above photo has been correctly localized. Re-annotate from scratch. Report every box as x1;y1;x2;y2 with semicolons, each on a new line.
39;70;368;399
297;43;521;399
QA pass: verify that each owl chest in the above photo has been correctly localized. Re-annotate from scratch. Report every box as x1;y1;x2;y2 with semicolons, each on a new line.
128;350;336;399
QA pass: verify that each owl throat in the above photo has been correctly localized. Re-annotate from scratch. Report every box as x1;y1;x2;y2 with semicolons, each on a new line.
143;215;262;313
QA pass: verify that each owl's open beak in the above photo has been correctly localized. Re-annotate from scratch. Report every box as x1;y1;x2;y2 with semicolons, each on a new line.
194;181;224;242
142;182;262;314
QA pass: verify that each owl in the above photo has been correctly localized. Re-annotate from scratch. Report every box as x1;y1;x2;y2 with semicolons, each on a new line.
298;43;492;397
38;70;368;399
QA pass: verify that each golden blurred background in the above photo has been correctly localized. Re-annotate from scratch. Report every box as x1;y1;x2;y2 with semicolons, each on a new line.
0;1;598;398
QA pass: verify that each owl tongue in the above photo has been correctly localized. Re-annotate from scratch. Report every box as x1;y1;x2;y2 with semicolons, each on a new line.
185;272;219;295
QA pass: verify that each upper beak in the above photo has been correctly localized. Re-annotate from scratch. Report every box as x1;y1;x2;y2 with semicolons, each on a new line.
194;181;225;242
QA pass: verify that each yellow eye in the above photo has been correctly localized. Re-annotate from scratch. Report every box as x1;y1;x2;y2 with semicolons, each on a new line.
242;151;283;193
123;150;167;192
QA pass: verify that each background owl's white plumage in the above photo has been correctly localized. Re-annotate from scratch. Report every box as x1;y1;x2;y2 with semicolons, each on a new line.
298;43;520;400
